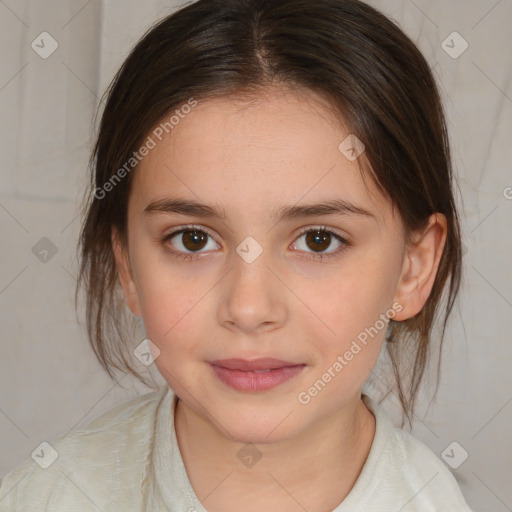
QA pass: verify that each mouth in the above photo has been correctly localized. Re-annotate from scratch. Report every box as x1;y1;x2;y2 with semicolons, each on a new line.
209;357;302;371
208;358;306;392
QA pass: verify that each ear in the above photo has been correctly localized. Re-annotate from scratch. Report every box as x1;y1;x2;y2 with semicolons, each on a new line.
392;213;447;321
111;227;142;317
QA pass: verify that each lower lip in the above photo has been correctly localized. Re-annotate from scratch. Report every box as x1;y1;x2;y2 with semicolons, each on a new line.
210;364;306;392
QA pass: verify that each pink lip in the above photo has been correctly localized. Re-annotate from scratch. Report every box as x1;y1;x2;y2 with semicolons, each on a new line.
209;358;306;392
209;358;299;371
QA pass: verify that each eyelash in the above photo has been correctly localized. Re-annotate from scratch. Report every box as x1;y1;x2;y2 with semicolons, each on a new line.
160;224;352;262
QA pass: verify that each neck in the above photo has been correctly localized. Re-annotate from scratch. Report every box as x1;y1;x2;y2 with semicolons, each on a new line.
174;393;376;512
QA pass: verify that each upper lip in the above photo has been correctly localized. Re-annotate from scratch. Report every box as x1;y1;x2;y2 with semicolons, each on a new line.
209;358;303;371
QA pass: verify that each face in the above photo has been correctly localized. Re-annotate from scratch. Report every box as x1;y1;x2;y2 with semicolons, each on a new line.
113;87;444;444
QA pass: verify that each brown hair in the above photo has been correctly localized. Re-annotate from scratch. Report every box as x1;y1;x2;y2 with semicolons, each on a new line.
76;0;463;428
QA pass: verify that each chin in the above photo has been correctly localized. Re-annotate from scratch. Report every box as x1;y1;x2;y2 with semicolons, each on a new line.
217;408;302;445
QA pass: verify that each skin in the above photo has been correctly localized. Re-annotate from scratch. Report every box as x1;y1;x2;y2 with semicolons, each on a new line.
112;86;447;511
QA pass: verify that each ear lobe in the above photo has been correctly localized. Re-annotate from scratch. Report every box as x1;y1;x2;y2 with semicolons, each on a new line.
392;213;447;321
111;227;142;317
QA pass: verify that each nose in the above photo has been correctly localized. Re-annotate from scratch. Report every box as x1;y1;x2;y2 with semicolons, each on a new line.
217;247;287;334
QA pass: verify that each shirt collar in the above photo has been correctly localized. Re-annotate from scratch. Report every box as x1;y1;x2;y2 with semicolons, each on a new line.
149;386;392;511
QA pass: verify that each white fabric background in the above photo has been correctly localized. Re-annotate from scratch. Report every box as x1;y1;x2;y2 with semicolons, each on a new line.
1;1;511;511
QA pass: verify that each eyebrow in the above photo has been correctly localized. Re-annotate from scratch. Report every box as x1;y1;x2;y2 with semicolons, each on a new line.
143;197;377;223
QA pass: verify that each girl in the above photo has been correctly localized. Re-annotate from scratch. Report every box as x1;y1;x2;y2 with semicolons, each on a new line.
0;0;473;510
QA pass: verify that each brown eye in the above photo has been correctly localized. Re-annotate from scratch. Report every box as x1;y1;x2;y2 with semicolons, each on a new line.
166;228;219;254
162;225;349;262
181;230;208;251
292;228;348;259
305;230;332;252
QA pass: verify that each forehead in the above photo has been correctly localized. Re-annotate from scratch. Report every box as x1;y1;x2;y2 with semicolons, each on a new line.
130;88;395;229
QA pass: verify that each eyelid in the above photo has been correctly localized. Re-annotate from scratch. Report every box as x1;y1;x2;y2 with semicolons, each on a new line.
162;223;219;241
296;224;348;240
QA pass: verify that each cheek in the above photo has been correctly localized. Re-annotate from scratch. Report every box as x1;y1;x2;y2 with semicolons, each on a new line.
304;257;392;328
139;282;201;348
130;251;203;349
298;253;396;367
140;287;205;389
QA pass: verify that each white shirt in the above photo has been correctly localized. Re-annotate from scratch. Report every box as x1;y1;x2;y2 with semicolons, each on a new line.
0;385;473;511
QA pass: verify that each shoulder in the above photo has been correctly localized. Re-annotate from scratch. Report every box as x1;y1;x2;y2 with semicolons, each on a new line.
0;386;167;512
357;394;473;511
388;427;471;510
